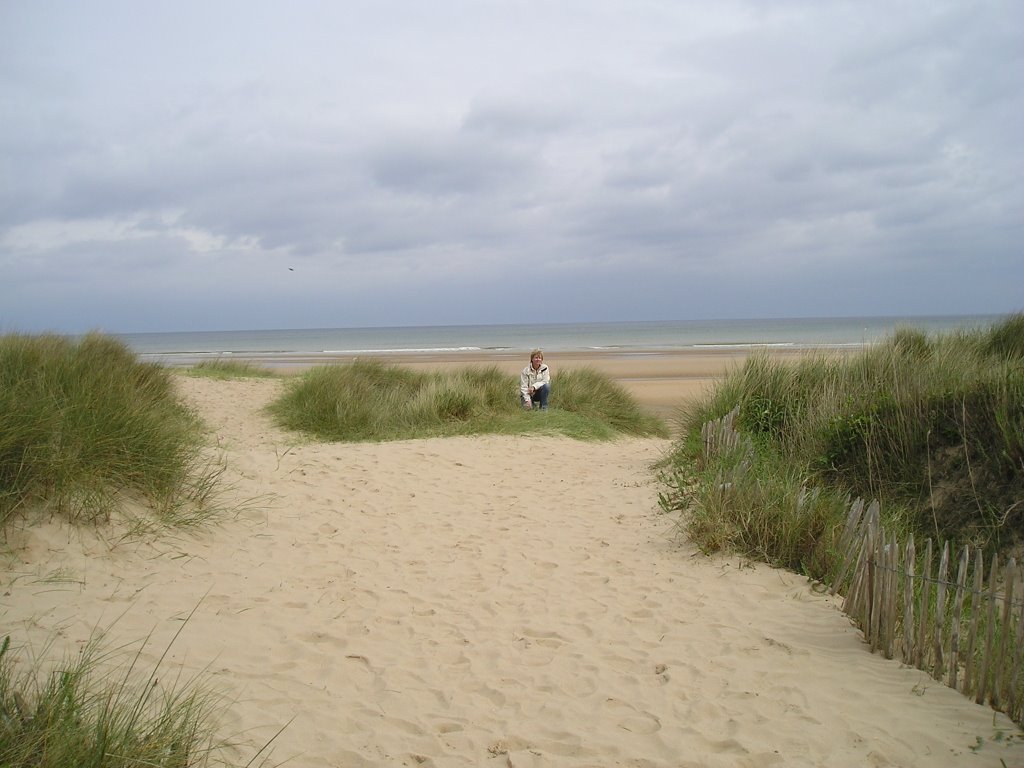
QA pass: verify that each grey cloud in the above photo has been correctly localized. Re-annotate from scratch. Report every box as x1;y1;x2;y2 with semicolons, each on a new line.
368;133;534;198
461;100;576;139
1;0;1020;333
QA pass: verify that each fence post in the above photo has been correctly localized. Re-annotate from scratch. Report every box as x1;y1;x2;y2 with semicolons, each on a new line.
831;498;866;596
978;555;1000;705
993;558;1017;709
932;542;950;680
948;545;970;690
878;532;890;657
1007;581;1024;721
902;535;916;665
917;540;933;671
844;533;870;625
885;534;899;659
869;521;883;652
964;549;985;698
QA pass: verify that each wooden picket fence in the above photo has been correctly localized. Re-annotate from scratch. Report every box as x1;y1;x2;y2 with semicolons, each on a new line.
832;498;1024;722
699;407;1024;724
700;405;751;457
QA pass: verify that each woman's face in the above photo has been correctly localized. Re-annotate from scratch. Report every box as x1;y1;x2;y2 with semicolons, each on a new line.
531;354;543;369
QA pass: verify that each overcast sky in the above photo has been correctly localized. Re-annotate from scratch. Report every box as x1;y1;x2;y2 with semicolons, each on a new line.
1;1;1021;334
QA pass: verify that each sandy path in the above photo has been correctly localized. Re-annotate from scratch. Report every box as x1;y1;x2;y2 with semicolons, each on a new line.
2;376;1021;767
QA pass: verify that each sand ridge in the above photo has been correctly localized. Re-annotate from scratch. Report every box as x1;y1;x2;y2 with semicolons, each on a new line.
2;374;1022;767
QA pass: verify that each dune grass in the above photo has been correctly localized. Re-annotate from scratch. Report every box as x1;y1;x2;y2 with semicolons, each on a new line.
0;333;279;764
0;332;223;530
0;633;215;768
659;314;1024;579
0;629;278;768
266;360;668;442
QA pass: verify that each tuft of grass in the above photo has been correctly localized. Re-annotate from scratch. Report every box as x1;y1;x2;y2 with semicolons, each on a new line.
986;313;1024;360
0;628;278;767
266;359;668;442
0;332;223;530
660;313;1024;577
187;360;277;380
550;367;668;437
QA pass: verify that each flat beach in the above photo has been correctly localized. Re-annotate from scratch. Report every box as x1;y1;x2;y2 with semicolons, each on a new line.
3;349;1022;767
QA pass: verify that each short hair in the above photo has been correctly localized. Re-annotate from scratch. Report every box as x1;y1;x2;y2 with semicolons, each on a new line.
530;349;544;359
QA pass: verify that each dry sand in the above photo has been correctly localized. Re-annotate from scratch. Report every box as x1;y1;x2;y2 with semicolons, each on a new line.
2;353;1023;767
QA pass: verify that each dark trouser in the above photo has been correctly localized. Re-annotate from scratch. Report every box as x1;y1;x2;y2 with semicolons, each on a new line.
530;385;549;409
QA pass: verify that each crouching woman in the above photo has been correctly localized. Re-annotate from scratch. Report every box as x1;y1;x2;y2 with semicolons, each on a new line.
520;349;550;410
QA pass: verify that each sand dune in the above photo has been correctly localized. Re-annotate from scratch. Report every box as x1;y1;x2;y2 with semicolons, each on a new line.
2;373;1022;767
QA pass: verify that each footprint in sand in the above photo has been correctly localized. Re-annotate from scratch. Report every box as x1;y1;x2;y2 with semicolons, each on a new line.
603;697;662;734
297;629;346;649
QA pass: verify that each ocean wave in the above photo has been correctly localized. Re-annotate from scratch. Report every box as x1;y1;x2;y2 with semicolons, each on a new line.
321;347;484;354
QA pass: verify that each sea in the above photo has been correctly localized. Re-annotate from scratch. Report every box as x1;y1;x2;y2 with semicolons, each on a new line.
115;314;1007;367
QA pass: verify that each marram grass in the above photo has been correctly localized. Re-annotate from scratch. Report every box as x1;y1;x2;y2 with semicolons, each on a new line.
0;628;280;768
267;360;668;442
0;332;223;530
187;359;278;379
659;313;1024;578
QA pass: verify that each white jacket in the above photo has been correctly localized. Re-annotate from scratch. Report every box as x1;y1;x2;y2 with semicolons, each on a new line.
520;363;550;398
